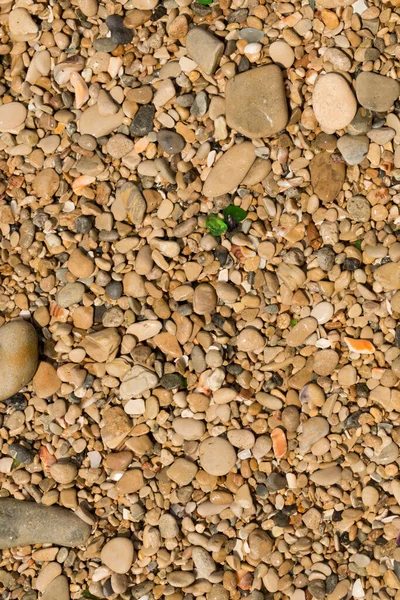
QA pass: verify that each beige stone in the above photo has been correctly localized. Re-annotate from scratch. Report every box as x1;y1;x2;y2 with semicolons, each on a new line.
203;142;256;197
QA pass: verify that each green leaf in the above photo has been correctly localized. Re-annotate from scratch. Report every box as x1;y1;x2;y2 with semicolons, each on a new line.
290;318;298;327
180;376;188;388
354;240;362;250
12;459;21;470
223;205;248;223
197;0;212;5
206;214;228;236
82;591;100;600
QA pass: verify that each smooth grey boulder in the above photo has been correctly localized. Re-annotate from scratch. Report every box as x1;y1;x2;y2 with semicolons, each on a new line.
0;499;91;549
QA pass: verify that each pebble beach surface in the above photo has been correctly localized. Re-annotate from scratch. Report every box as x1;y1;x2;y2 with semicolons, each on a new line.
0;0;400;599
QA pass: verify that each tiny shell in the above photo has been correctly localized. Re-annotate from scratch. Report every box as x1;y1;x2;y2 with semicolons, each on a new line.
271;427;287;459
344;337;375;354
70;71;89;109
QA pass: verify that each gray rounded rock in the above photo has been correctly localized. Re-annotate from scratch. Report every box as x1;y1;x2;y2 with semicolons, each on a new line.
56;282;85;308
157;130;185;155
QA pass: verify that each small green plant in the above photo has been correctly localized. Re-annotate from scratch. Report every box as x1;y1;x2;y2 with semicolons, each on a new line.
82;590;100;600
290;318;298;327
354;240;362;250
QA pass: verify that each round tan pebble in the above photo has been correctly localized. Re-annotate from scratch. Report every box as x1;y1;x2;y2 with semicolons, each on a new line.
172;417;205;440
312;350;339;376
0;103;27;133
32;362;61;398
362;486;379;507
67;248;95;278
237;327;265;353
0;320;38;402
167;571;196;588
193;283;217;315
199;437;237;476
101;537;135;574
269;41;295;68
78;0;98;16
312;73;357;134
49;462;78;485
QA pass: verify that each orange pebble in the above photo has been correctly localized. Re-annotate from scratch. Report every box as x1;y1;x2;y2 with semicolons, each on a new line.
344;337;375;355
271;427;287;459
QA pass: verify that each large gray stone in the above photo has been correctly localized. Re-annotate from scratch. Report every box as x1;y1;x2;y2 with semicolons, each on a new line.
0;499;91;549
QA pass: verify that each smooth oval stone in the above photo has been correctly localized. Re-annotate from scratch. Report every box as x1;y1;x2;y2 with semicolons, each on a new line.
199;437;237;476
0;499;91;548
286;317;318;347
157;129;185;155
310;151;345;203
0;320;38;401
172;417;205;441
193;283;217;315
269;40;295;68
225;64;288;138
203;142;256;197
101;537;134;574
56;282;85;308
309;466;342;486
356;72;400;112
312;73;357;134
311;302;334;324
0;102;27;133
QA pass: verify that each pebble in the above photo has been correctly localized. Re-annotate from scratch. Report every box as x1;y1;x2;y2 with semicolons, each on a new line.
50;462;78;484
199;437;237;476
193;283;217;314
130;105;155;136
41;576;70;600
0;499;90;548
346;195;371;222
167;571;196;588
337;135;369;165
0;103;27;133
8;8;38;41
361;486;379;507
312;73;357;134
157;129;185;154
237;327;265;353
373;262;400;291
79;105;124;137
286;317;318;347
101;407;132;449
203;142;256;197
172;417;205;440
186;27;224;75
167;458;198;485
269;41;295;68
310;467;342;486
32;362;61;398
225;65;288;138
310;152;345;202
36;562;62;591
0;320;38;401
120;366;159;397
356;72;400;112
299;417;329;454
101;537;134;574
311;302;334;324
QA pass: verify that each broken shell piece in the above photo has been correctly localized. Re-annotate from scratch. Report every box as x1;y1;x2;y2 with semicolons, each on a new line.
344;337;375;355
70;71;89;109
108;57;123;79
271;427;287;459
53;55;85;86
72;175;96;192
